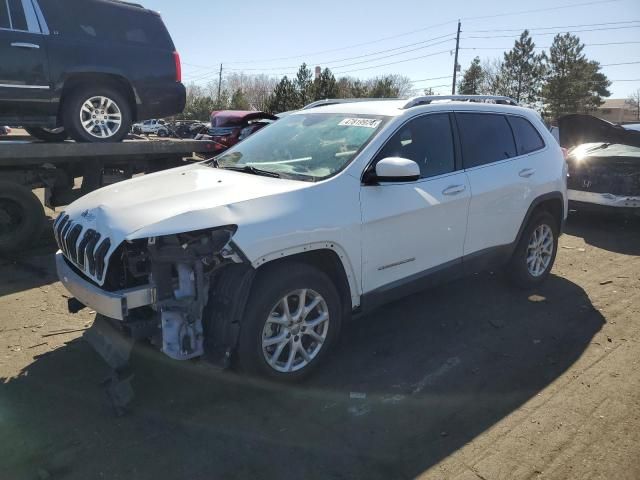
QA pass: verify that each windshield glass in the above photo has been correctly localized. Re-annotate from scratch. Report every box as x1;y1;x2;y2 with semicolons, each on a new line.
212;113;387;180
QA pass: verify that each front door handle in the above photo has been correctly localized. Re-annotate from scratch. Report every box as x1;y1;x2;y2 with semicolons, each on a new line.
11;42;40;49
442;184;466;196
519;168;536;178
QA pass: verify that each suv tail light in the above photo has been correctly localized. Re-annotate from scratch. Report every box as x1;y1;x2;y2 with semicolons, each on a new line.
173;51;182;82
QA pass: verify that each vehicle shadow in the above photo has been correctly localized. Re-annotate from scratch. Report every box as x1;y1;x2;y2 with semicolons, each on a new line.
0;217;59;297
0;272;604;480
565;210;640;255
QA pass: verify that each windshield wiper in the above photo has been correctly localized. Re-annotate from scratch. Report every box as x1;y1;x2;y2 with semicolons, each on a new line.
221;165;281;178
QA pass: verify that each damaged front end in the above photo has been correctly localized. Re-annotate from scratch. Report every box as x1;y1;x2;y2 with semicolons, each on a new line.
559;114;640;211
58;223;255;367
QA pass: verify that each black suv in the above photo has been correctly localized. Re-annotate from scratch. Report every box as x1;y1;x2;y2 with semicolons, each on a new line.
0;0;185;142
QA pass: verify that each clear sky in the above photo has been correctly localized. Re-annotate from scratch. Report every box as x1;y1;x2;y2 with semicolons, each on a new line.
144;0;640;98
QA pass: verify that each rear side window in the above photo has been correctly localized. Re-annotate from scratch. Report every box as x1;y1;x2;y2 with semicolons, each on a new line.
508;116;545;155
0;1;9;29
376;113;455;178
457;113;517;169
8;0;27;30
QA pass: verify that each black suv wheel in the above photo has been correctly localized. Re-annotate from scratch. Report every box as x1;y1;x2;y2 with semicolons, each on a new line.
0;181;45;253
24;127;68;142
63;85;132;143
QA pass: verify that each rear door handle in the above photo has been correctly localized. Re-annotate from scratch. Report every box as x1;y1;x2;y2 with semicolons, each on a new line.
519;168;536;178
11;42;40;49
442;184;466;196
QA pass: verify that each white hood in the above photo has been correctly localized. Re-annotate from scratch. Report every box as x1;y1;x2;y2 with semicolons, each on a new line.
64;163;309;244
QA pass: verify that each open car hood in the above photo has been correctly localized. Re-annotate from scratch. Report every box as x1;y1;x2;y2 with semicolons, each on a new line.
558;114;640;149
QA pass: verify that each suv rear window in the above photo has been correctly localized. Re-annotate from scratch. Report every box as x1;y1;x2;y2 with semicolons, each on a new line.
508;116;545;155
457;113;517;169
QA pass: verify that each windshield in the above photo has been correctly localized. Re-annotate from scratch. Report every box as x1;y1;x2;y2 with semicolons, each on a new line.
212;113;387;180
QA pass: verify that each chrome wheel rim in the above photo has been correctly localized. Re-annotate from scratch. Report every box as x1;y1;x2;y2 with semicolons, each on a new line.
261;289;329;373
79;96;122;138
526;224;554;277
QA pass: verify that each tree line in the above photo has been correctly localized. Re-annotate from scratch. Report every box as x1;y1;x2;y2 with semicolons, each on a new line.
181;31;619;121
457;32;611;119
181;67;413;119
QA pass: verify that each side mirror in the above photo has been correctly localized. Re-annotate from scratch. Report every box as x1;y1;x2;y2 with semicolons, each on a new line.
370;157;420;183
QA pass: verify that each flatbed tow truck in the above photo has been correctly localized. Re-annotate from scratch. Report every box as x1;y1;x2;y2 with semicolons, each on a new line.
0;134;216;252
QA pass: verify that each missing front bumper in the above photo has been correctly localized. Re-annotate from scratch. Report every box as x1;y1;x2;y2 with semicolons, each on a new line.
56;251;155;320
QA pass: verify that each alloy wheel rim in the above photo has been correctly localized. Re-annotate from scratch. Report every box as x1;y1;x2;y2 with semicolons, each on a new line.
79;96;122;138
261;289;330;373
526;224;554;277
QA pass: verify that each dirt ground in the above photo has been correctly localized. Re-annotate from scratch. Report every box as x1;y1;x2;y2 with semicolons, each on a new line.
1;206;639;480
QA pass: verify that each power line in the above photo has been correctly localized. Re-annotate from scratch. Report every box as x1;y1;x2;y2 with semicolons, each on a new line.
410;75;453;83
183;34;456;81
459;40;640;50
601;61;640;67
461;0;619;21
462;24;640;39
182;0;618;67
463;20;640;33
332;49;452;75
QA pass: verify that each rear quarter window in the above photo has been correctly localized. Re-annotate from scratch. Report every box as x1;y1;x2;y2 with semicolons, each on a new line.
38;0;173;48
9;0;27;30
457;113;517;169
508;116;545;155
0;1;9;29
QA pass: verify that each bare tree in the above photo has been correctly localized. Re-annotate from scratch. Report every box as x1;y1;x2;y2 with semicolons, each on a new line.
626;89;640;121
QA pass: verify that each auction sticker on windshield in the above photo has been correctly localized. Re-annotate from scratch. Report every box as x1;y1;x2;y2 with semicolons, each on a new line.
338;118;382;128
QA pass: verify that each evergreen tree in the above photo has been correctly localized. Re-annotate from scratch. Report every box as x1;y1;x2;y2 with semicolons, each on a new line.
313;68;338;100
499;30;545;104
458;57;484;95
230;88;250;110
295;63;314;107
267;76;299;113
542;33;611;119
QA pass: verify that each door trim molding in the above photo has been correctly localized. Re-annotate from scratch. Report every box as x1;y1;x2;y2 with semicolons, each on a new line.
0;83;50;89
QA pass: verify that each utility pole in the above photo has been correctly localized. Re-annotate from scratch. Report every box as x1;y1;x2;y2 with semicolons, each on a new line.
451;20;461;95
217;63;223;105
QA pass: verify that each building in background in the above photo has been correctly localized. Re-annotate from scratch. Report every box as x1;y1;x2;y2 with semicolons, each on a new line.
595;98;638;123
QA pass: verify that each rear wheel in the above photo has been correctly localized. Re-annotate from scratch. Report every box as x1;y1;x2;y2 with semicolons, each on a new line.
0;181;45;253
63;85;132;143
237;263;342;381
24;127;67;142
508;211;558;288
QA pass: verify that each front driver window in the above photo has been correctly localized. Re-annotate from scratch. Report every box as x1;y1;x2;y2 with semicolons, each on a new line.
376;114;455;179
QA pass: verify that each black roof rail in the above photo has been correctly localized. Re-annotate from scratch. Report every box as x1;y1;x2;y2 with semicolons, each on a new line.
302;98;400;110
103;0;146;9
403;95;519;109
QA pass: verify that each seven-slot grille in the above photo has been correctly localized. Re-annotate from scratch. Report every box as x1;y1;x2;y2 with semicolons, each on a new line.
54;213;112;282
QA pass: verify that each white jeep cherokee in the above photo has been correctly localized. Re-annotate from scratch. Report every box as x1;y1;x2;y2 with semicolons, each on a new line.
55;95;568;380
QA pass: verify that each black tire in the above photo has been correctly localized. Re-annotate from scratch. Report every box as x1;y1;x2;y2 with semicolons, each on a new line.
24;127;68;142
0;181;45;253
508;211;559;289
237;262;343;381
62;85;132;143
157;128;168;138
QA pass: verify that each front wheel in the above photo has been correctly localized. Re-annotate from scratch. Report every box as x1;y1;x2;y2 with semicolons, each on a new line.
63;85;132;143
237;263;342;381
508;211;559;289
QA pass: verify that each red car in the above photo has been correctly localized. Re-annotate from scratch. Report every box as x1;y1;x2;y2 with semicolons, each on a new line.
206;111;278;153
